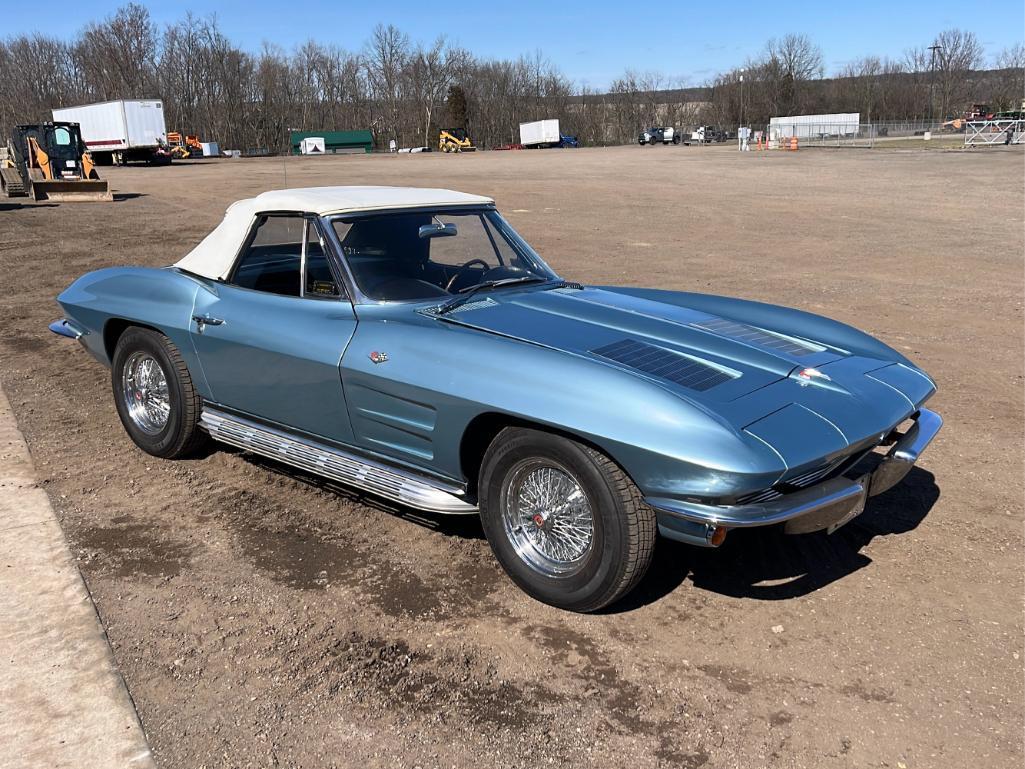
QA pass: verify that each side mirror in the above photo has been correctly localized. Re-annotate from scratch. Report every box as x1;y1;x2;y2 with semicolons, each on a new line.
419;222;457;239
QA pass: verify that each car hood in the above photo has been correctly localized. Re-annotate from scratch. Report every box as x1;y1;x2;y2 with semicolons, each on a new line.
437;286;935;468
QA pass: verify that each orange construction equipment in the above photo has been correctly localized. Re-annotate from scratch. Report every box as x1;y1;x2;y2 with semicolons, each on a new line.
789;136;799;151
167;131;204;159
2;122;112;201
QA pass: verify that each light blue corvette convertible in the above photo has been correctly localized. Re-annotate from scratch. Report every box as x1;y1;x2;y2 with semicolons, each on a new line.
51;186;941;611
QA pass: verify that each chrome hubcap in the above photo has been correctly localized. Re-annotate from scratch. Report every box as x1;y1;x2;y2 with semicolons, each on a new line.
501;459;594;577
121;352;170;435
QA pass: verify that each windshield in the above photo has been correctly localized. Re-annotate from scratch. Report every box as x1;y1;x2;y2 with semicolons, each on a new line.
331;209;559;302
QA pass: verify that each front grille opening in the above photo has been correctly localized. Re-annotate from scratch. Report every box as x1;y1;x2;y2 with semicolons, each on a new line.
735;446;876;506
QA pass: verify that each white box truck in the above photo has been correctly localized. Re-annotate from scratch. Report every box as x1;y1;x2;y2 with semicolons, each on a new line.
519;119;562;148
52;99;170;165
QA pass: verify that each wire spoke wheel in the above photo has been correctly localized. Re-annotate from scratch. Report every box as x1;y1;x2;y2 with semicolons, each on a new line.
500;458;594;577
121;351;170;435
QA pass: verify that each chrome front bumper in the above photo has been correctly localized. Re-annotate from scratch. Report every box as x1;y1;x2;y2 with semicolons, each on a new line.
650;408;942;545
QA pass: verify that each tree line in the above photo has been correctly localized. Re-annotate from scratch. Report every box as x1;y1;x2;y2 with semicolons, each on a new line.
0;4;1021;152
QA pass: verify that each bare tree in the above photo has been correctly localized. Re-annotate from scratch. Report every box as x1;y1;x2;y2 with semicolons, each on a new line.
835;56;882;121
364;24;410;145
407;38;461;147
74;3;158;100
992;44;1025;111
931;29;984;118
760;34;824;116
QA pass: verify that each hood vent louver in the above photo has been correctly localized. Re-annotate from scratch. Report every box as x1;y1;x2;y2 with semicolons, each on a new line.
691;317;821;357
590;339;736;392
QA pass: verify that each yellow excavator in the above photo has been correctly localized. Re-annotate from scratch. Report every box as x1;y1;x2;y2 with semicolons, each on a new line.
1;122;112;202
439;127;476;152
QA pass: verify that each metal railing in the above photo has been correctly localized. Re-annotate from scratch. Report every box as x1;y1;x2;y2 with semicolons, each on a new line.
964;119;1024;147
761;118;1025;149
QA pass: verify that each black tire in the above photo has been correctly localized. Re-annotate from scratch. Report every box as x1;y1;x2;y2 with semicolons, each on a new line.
673;135;681;145
111;327;207;459
478;427;656;612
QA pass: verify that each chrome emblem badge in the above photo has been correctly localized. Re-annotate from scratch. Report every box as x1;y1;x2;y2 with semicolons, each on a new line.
369;351;388;364
797;367;831;383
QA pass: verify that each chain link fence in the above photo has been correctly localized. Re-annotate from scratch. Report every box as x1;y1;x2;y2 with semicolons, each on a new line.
766;122;876;148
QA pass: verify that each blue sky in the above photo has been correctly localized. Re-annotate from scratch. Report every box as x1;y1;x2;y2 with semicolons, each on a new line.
6;0;1022;88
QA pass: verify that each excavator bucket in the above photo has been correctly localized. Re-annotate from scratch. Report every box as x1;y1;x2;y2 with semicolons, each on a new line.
29;178;112;202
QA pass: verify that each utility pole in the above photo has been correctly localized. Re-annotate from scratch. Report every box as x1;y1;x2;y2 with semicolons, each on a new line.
739;68;745;150
928;44;943;124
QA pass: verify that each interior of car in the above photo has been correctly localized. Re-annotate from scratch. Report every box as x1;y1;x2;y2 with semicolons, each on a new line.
333;210;551;301
230;210;554;303
231;216;339;298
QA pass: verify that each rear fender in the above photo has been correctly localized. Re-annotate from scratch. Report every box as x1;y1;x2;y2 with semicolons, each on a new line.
56;266;208;395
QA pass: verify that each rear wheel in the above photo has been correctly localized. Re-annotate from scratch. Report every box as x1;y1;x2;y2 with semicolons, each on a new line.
111;327;207;458
478;428;656;612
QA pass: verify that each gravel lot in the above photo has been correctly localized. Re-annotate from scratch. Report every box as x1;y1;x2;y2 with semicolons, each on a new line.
1;144;1022;769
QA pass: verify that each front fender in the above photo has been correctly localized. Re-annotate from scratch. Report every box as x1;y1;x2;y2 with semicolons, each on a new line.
343;310;786;500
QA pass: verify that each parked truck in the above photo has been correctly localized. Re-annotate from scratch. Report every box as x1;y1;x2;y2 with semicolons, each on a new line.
638;127;681;145
52;100;171;165
518;119;577;148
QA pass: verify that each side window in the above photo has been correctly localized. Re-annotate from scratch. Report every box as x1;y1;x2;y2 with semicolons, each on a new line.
304;223;342;298
231;216;304;297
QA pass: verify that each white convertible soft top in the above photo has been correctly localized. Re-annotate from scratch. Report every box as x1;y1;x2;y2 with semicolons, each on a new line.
175;186;494;280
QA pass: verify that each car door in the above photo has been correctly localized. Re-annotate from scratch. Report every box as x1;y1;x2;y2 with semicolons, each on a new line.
189;213;358;444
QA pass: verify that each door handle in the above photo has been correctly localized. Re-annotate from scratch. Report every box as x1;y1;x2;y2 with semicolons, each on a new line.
192;314;224;332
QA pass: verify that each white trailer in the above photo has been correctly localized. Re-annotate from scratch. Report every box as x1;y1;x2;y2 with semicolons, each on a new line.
52;100;170;165
300;137;326;155
519;119;562;148
768;113;860;140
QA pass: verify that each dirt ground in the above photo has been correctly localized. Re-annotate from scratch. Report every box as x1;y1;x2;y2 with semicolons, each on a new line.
1;144;1022;769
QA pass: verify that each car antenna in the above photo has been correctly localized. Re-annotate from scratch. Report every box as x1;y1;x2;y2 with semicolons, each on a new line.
282;128;292;189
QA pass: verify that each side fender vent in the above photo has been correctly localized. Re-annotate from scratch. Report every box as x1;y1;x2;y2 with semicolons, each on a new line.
590;339;736;392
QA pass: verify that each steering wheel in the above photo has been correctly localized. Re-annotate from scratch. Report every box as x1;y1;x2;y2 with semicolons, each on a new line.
444;259;490;292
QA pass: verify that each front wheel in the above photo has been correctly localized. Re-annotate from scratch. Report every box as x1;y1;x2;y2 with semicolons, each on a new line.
478;428;656;612
111;327;207;458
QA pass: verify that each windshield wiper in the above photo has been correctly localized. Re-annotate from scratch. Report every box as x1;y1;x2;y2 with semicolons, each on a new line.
435;276;549;315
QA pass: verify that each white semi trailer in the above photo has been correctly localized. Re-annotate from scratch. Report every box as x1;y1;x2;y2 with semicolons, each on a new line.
519;119;562;148
52;100;171;165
